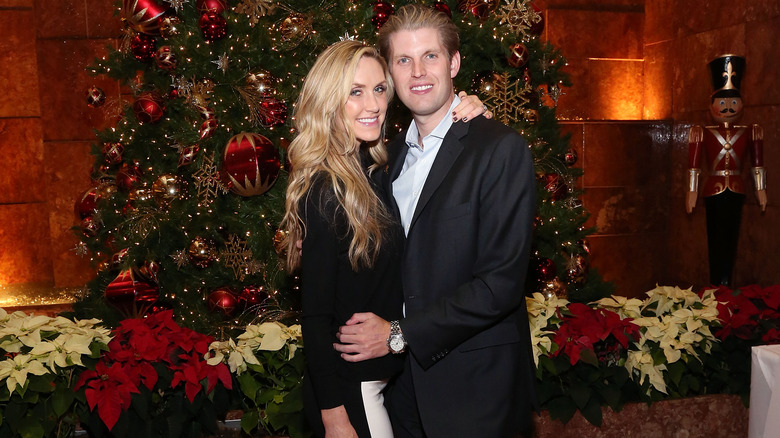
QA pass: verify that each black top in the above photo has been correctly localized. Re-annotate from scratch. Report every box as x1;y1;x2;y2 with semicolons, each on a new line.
300;166;404;410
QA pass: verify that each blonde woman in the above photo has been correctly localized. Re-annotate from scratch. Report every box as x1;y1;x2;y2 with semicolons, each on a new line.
282;40;486;438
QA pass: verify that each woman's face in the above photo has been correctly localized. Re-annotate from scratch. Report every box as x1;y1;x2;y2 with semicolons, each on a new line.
345;57;389;145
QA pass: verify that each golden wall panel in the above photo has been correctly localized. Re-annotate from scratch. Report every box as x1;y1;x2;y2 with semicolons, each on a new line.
45;140;96;288
0;203;54;286
0;9;40;117
35;38;117;141
0;118;45;204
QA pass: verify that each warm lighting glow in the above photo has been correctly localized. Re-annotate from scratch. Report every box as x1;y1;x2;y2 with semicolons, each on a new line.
587;57;644;120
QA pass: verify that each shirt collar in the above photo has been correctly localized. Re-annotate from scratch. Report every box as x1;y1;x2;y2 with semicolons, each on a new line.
404;95;460;149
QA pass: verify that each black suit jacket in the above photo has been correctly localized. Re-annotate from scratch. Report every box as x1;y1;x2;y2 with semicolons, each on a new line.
382;116;537;437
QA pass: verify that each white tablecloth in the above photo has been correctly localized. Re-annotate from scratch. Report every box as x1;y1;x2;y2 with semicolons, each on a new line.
750;344;780;437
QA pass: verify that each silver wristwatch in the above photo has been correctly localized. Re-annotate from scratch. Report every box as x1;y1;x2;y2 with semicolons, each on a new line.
387;320;407;354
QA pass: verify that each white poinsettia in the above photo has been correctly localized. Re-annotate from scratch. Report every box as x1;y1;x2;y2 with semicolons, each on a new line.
525;293;568;367
594;295;644;319
0;309;112;394
0;353;49;393
619;286;721;395
29;333;95;370
625;347;667;394
0;312;52;352
208;321;302;374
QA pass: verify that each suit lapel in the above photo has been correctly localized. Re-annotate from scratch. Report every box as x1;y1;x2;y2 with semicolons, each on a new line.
385;134;408;221
409;121;469;228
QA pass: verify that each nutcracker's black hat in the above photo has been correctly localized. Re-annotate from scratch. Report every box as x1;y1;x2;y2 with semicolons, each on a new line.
708;54;745;98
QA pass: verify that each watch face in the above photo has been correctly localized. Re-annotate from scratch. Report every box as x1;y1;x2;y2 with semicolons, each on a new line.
390;336;404;352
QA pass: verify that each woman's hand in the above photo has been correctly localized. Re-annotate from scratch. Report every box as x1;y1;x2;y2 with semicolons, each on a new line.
452;90;493;122
322;406;359;438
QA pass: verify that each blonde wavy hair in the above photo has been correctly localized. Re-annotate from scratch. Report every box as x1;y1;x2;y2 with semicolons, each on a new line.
282;40;395;272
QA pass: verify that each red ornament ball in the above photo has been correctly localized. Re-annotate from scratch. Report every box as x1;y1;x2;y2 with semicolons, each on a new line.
102;142;124;164
133;92;165;123
75;187;100;219
155;45;177;71
432;1;452;17
130;33;157;62
116;162;143;192
207;287;239;317
543;173;568;201
200;12;227;41
104;268;160;316
458;0;499;21
372;1;395;29
239;285;268;309
259;97;288;127
197;0;228;14
221;133;281;196
200;117;218;139
564;147;578;166
81;216;100;237
122;0;167;35
507;43;529;69
178;145;200;167
86;86;106;108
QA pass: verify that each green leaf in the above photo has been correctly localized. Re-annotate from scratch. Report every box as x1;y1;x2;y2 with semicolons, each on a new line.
579;398;603;427
569;382;592;410
599;382;622;409
668;360;685;386
240;410;260;434
237;372;261;400
16;414;45;438
52;384;76;417
578;349;599;367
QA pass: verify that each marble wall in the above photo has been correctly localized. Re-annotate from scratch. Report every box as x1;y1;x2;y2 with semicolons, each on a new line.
0;0;119;306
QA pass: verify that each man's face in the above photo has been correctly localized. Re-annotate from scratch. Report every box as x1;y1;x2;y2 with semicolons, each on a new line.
387;27;460;124
710;95;743;124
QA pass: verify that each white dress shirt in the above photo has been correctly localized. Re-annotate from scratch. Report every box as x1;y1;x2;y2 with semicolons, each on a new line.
393;96;459;236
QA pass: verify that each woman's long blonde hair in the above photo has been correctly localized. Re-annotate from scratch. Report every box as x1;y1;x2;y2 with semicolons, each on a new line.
282;40;395;272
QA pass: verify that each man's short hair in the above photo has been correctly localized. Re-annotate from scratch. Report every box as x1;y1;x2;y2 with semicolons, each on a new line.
377;4;460;62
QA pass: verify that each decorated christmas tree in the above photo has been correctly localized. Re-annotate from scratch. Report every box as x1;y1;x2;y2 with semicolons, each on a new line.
71;0;612;335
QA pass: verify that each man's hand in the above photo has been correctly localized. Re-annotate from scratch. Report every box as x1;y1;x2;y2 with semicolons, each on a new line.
334;312;392;362
453;91;492;122
757;189;767;212
685;191;698;213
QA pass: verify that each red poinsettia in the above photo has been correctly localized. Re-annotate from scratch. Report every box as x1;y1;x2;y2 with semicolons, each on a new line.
74;310;232;430
552;303;640;366
710;285;780;342
75;361;140;430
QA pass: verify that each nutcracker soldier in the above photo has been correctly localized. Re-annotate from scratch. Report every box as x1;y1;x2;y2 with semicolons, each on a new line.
686;54;767;286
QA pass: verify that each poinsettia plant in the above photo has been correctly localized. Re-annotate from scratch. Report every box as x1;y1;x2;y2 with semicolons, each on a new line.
596;286;723;401
529;293;641;426
208;321;305;438
74;310;234;438
0;309;111;438
707;284;780;400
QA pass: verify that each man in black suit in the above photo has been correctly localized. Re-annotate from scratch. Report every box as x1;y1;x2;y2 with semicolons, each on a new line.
334;5;537;437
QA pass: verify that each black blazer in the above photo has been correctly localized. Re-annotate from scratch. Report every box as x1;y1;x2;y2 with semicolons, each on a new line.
382;116;538;437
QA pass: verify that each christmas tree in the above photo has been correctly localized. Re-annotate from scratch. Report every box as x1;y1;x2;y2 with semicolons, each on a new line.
71;0;612;336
